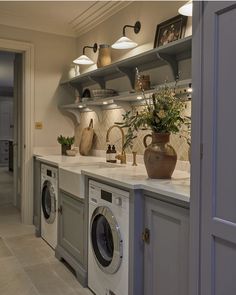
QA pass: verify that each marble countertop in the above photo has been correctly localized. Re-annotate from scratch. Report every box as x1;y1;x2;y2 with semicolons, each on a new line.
81;164;190;203
36;153;190;203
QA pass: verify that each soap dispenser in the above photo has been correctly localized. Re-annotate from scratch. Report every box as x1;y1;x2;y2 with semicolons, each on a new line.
110;145;117;163
106;144;111;162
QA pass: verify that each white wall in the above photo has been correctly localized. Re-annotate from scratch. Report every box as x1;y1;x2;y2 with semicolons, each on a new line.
76;1;192;72
0;24;76;148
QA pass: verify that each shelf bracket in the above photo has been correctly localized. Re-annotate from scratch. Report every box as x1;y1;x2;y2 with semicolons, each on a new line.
114;101;131;111
117;66;136;90
60;108;80;124
158;53;179;80
69;82;83;97
89;76;106;89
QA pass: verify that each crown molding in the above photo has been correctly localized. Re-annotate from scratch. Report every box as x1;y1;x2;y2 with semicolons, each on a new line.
71;1;132;37
0;2;133;38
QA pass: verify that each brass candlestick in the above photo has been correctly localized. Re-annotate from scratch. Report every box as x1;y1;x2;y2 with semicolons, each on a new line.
132;151;138;166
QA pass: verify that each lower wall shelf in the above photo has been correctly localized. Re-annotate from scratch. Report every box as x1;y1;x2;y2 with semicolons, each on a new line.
59;79;192;123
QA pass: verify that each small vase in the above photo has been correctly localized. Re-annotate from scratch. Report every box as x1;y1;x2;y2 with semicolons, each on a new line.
97;44;111;68
61;144;71;155
143;133;177;179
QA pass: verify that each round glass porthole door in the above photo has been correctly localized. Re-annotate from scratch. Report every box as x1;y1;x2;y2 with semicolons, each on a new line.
91;206;123;274
41;180;56;224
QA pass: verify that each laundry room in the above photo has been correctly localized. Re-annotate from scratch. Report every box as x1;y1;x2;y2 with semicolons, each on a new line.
0;1;235;295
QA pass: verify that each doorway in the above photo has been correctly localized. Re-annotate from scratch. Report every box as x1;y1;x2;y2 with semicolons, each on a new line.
0;38;34;224
0;51;15;208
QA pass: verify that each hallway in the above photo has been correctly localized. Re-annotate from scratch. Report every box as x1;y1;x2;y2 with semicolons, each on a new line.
0;205;92;295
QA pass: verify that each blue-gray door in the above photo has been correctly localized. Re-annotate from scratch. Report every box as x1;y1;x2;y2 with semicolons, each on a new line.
192;1;236;294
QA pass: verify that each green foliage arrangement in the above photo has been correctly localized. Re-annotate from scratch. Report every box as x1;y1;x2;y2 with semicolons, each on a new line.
180;115;191;146
116;68;186;150
57;135;75;146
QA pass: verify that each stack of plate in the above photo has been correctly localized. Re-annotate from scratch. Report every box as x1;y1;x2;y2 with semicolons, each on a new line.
91;89;118;99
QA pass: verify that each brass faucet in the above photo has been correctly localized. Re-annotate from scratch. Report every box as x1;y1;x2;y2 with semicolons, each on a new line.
106;125;126;164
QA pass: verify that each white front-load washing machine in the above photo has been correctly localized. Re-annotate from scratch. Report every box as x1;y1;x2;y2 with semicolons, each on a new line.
41;164;58;249
88;180;129;295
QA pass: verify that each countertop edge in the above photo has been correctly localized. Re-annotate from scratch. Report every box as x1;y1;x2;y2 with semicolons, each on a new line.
82;170;190;204
35;155;190;204
35;156;60;167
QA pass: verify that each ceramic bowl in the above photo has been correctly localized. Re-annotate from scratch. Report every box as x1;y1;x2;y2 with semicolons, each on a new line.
66;150;76;156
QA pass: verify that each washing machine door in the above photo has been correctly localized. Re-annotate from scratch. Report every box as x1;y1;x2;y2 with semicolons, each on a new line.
41;180;56;224
90;206;122;274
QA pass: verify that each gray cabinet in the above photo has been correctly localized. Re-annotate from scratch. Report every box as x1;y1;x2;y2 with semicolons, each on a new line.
0;140;9;166
56;190;87;286
144;196;189;295
33;158;41;237
0;100;13;140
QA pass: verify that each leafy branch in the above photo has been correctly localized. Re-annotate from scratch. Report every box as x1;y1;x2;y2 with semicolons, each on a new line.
116;68;186;150
57;135;75;146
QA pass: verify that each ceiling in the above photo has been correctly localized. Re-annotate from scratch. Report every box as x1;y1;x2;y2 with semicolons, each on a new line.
0;1;132;37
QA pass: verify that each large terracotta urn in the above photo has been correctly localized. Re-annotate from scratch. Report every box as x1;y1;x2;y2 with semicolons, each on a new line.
143;133;177;179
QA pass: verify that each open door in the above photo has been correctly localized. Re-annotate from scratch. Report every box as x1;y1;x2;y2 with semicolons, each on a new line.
13;53;23;210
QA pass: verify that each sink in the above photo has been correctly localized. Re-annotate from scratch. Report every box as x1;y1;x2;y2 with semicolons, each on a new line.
59;162;122;198
62;162;121;171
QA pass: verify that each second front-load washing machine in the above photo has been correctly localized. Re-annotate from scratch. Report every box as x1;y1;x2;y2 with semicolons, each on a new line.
88;180;129;295
41;164;58;249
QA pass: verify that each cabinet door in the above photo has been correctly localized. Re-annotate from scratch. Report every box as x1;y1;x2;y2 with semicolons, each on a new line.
144;196;189;295
59;191;84;265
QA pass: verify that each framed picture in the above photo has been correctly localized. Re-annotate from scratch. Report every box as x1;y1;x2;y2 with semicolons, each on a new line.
154;15;188;48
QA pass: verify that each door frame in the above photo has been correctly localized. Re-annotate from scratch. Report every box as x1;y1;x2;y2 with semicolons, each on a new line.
0;38;34;224
189;2;203;295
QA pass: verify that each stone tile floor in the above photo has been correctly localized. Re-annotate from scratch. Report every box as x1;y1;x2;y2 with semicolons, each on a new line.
0;205;93;295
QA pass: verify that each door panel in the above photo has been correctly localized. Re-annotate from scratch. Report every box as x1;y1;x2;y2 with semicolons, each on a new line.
59;191;84;265
215;238;236;295
197;2;236;294
214;5;236;223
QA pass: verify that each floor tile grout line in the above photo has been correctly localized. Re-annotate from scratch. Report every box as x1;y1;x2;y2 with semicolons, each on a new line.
21;261;42;295
0;204;93;295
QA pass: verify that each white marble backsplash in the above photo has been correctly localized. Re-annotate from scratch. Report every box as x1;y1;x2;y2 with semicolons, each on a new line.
90;149;190;173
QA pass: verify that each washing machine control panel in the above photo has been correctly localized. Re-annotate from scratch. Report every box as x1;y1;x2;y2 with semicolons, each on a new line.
89;180;129;210
101;190;122;207
41;164;58;179
114;197;122;206
101;189;112;203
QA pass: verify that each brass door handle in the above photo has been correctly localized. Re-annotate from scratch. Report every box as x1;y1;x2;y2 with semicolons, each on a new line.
58;205;63;214
142;228;150;244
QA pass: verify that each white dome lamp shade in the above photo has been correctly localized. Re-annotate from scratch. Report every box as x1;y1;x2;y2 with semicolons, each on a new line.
73;43;98;65
178;0;192;16
112;21;141;49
